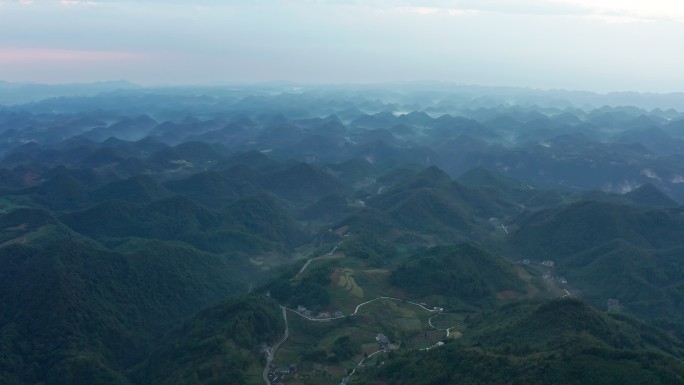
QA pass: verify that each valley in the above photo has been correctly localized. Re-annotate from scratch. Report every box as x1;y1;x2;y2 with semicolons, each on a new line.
262;241;569;385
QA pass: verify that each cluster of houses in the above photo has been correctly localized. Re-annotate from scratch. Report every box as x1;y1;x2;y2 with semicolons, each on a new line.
375;333;399;352
267;364;297;385
542;272;568;284
297;305;344;319
540;260;566;284
516;259;567;284
516;258;554;267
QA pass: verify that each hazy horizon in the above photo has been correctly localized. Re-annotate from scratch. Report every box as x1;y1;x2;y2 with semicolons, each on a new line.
2;0;684;93
4;78;684;97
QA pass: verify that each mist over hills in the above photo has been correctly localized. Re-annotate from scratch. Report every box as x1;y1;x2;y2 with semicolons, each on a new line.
3;83;684;202
2;83;684;384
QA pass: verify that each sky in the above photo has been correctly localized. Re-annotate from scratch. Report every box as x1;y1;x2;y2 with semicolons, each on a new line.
1;0;684;92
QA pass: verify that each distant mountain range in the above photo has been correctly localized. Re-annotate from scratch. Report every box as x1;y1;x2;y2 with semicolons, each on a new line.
0;80;140;105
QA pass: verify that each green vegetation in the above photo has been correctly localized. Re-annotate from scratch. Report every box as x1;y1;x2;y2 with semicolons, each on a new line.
0;197;24;214
23;172;90;210
260;162;345;205
624;183;679;208
331;336;358;361
270;263;334;311
298;193;353;222
511;201;684;259
60;193;307;254
0;211;255;385
131;295;284;385
391;244;526;307
163;171;257;208
458;167;568;209
360;298;684;385
361;166;540;243
510;200;684;329
339;233;397;266
90;175;170;204
3;142;684;385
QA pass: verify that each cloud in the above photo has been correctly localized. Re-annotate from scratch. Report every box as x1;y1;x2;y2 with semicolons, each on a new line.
393;6;477;16
396;6;439;15
1;0;682;23
581;14;652;24
0;48;152;63
447;9;479;16
318;0;684;23
60;0;99;6
0;0;33;4
546;0;684;23
315;0;577;17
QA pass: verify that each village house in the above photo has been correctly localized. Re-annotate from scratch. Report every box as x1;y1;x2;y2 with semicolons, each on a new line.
376;333;389;344
297;305;314;318
276;367;293;374
376;333;392;351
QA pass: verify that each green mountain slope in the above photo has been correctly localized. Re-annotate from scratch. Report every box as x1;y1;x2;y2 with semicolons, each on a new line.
223;193;309;250
391;243;527;307
163;171;258;208
625;183;679;208
60;196;220;244
458;167;567;209
131;295;284;385
60;194;307;254
511;201;684;258
368;166;528;241
0;216;251;385
509;201;684;327
365;299;684;385
260;162;345;206
552;240;684;328
23;172;91;210
298;193;354;222
89;175;171;204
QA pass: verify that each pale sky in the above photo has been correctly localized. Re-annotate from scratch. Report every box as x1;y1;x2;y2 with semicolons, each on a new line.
1;0;684;92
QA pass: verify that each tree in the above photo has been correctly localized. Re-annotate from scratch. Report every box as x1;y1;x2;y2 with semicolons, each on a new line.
332;336;356;361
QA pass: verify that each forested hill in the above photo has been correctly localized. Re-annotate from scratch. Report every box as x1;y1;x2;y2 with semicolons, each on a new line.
363;299;684;385
131;295;284;385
